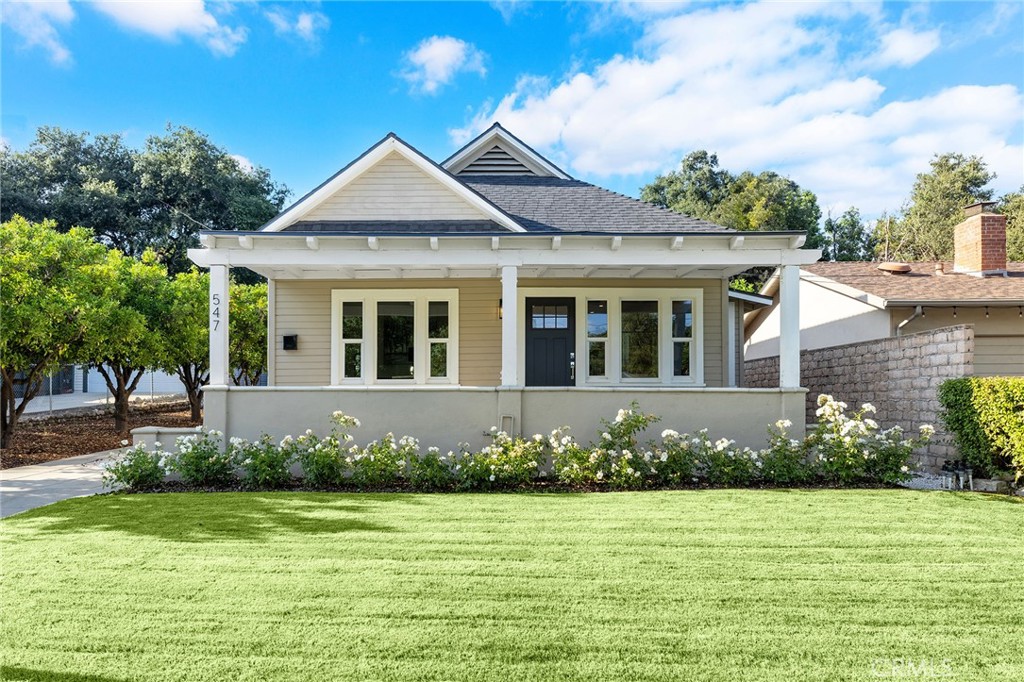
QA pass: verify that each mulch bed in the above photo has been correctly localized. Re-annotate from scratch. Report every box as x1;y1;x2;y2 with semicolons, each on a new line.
1;402;199;469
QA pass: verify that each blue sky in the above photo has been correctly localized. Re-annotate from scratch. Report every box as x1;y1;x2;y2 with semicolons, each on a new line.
3;1;1022;220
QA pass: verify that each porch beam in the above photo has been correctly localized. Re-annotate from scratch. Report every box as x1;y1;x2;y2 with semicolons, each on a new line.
779;264;801;389
209;264;230;386
501;266;518;386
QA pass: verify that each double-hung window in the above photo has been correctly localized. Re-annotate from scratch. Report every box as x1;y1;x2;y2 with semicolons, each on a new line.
332;290;458;385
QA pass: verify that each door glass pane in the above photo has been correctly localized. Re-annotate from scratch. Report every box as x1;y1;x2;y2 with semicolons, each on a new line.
429;302;449;339
672;300;692;338
344;344;361;378
342;302;362;339
589;341;606;377
621;300;659;378
377;301;414;380
553;306;568;329
673;341;690;377
531;305;545;330
587;300;607;337
430;342;447;378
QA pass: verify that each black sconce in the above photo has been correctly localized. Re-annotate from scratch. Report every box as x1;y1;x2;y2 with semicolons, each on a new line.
283;335;298;351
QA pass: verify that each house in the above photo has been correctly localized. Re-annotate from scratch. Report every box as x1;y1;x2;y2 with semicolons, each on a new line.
186;124;819;451
746;203;1024;376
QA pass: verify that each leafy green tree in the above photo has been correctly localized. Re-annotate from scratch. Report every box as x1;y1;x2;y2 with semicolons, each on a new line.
158;270;209;423
229;282;268;386
641;152;824;249
822;207;875;261
883;153;995;261
79;251;172;433
0;217;108;448
999;188;1024;262
136;126;289;278
640;150;733;220
1;125;290;281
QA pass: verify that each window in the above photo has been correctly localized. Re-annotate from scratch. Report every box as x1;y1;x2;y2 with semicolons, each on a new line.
332;290;458;385
671;300;693;377
586;300;607;378
531;303;569;329
621;300;659;378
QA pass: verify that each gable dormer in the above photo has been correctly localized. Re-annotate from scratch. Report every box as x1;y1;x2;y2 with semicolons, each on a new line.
443;123;572;179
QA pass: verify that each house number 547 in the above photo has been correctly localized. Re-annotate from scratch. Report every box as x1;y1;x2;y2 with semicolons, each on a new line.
211;293;221;331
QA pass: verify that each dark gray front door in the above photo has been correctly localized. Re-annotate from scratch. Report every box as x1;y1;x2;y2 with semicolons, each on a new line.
525;297;575;386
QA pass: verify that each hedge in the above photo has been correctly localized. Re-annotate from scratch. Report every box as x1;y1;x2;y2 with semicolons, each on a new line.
938;377;1024;479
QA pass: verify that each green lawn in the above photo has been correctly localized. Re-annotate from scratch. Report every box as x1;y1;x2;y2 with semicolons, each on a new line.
2;490;1022;682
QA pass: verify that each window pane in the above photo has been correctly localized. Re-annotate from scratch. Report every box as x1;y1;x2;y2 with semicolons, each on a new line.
342;302;363;339
430;342;447;378
589;341;606;377
587;300;607;337
429;301;449;339
531;305;545;330
344;344;361;378
377;301;414;380
673;342;691;377
621;300;658;378
672;300;692;338
554;306;568;329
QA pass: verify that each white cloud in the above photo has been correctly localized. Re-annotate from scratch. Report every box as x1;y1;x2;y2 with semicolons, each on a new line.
1;0;75;65
265;6;330;45
230;153;255;175
490;1;530;24
401;35;487;95
89;0;247;56
868;28;940;68
450;2;1023;217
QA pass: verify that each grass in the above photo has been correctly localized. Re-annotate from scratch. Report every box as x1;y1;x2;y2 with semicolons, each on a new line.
1;490;1022;682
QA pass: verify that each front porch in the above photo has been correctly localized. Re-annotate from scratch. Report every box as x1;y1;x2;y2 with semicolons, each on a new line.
189;231;817;449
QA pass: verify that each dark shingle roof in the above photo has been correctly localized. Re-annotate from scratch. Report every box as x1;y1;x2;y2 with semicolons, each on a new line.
460;175;729;233
284;220;506;234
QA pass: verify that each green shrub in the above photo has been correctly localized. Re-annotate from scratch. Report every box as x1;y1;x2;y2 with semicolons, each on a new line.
654;430;699;485
166;430;235;487
234;435;295;489
758;420;814;485
690;430;759;486
408;447;456;490
351;433;413;488
102;443;165;490
457;429;544;490
940;377;1024;479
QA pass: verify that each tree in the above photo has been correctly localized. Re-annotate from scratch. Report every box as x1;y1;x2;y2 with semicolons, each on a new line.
79;251;171;433
1;125;290;281
0;217;108;448
999;187;1024;262
822;207;875;261
229;282;268;386
883;153;995;261
158;269;209;423
640;150;733;220
136;126;290;278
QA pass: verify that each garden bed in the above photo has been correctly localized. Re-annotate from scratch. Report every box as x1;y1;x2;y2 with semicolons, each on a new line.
1;402;198;469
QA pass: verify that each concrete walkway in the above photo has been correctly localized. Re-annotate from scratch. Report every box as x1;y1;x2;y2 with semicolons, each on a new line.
0;449;121;518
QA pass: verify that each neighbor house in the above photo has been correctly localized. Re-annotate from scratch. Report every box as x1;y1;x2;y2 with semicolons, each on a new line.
746;203;1024;376
186;124;819;450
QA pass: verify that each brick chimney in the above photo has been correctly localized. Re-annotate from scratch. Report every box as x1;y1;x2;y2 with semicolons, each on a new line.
953;201;1007;276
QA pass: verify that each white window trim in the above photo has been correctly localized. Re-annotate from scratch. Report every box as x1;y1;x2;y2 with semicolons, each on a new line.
331;289;459;385
517;287;704;387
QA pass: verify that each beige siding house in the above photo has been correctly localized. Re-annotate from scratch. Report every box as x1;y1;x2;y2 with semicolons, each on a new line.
189;124;819;451
746;203;1024;376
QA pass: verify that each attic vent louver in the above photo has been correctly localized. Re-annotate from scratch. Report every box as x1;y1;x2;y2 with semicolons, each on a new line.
458;145;537;176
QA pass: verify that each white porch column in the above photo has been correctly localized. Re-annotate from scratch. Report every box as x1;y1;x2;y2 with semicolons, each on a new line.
779;264;801;388
501;265;518;386
209;264;230;386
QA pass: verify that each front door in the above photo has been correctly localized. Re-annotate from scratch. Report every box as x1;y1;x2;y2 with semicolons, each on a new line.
525;297;575;386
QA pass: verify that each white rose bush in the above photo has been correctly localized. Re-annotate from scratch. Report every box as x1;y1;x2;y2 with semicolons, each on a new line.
103;396;933;492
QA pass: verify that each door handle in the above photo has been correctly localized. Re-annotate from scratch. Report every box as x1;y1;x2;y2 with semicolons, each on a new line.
569;352;576;381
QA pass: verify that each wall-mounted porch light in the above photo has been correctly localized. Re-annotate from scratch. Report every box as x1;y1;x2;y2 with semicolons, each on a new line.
499;298;503;320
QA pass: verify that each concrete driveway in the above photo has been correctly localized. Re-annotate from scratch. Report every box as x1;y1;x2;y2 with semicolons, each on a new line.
0;450;120;518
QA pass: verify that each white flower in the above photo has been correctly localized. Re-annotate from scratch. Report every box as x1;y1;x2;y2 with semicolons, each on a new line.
601;432;611;441
488;474;495;482
900;465;909;473
533;434;544;442
661;429;679;439
153;441;162;448
775;419;792;430
919;424;936;437
660;452;668;462
596;471;604;480
120;439;130;446
862;403;877;414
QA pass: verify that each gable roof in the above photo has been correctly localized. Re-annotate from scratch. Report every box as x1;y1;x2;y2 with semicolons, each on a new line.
259;133;526;233
802;261;1024;305
461;175;729;233
442;123;572;179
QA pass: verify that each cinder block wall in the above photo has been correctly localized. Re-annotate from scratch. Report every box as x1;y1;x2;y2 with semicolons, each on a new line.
744;325;974;473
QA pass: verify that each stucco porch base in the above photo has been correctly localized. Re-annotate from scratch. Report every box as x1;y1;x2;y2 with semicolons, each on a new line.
202;386;807;453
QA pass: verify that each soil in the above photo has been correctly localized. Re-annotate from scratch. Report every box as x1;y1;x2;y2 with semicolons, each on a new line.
1;402;199;469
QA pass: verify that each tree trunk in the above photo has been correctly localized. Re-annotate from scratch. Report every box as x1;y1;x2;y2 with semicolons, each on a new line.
1;365;45;450
98;364;145;434
113;392;130;434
